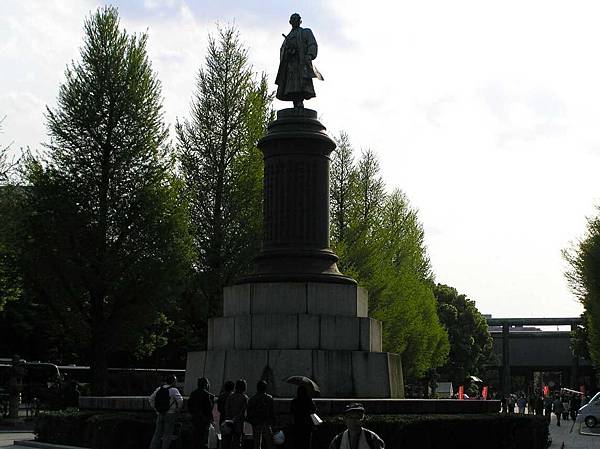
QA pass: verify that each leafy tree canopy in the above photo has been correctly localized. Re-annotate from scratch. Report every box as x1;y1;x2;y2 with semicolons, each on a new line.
433;284;493;385
330;134;449;379
176;25;273;345
564;207;600;368
18;6;192;392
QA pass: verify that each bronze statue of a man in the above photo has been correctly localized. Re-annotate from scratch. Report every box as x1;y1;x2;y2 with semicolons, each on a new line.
275;13;323;108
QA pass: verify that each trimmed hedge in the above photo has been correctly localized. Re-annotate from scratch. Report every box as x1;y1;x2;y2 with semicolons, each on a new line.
35;411;549;449
316;414;549;449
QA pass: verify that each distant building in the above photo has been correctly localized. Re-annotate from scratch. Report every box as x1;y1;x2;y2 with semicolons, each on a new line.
483;315;597;395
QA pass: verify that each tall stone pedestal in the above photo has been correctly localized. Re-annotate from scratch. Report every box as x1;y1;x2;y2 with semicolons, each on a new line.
186;109;404;397
185;282;404;397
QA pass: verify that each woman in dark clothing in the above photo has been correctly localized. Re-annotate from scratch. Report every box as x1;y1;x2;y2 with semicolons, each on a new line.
290;386;316;449
218;381;235;449
225;379;248;449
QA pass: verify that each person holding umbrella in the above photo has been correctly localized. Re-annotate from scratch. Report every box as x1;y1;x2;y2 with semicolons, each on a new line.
284;376;319;449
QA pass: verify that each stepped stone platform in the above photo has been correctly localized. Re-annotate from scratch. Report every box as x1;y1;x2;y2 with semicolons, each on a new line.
79;396;501;415
186;281;403;398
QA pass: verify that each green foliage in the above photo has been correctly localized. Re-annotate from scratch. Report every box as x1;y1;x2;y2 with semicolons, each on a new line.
433;284;493;385
176;26;273;344
0;185;23;312
0;116;21;312
19;6;192;391
570;312;590;360
0;115;14;184
330;135;449;378
564;207;600;368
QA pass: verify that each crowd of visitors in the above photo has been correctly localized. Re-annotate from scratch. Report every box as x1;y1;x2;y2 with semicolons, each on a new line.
147;375;385;449
499;390;584;426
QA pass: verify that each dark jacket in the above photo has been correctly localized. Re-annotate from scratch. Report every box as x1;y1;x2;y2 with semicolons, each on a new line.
247;392;275;426
291;396;316;429
217;391;231;418
187;388;214;424
225;392;248;424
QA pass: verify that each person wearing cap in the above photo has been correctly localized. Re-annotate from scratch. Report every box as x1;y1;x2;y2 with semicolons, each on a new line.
187;377;215;449
328;403;384;449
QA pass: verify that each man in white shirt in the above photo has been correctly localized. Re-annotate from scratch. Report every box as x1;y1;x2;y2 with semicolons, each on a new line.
329;403;384;449
148;375;183;449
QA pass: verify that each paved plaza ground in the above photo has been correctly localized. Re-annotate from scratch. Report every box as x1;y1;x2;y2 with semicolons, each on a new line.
1;414;599;449
547;414;600;449
0;432;34;449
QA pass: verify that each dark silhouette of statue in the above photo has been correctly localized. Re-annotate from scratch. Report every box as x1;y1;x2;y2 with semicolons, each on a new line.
276;13;323;108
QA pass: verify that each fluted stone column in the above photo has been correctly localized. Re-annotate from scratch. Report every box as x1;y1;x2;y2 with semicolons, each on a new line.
241;108;355;285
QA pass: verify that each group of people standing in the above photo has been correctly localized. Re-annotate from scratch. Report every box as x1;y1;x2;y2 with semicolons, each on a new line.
147;375;385;449
501;391;583;426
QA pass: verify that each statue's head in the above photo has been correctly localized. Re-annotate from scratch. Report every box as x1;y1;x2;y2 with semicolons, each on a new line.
289;13;301;28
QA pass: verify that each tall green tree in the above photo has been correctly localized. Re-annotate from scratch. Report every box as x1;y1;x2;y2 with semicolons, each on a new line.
176;26;273;344
433;284;492;385
0;116;14;183
330;137;449;378
330;131;355;244
564;208;600;368
0;116;21;313
21;6;191;393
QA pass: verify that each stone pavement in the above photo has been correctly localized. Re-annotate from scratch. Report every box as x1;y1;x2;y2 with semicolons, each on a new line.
0;432;34;449
548;414;600;449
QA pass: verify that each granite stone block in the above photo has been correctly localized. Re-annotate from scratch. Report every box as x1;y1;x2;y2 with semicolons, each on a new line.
252;314;298;348
252;282;307;314
320;315;360;350
298;314;320;348
223;284;251;315
234;315;252;350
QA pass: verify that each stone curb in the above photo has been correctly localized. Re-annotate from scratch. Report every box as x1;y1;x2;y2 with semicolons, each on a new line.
13;441;90;449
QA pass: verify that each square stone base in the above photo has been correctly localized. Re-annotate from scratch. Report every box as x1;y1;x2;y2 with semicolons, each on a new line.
185;349;404;398
223;282;368;317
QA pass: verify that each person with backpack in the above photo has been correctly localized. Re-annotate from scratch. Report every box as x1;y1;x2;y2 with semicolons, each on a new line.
187;377;215;449
148;375;183;449
225;379;249;449
328;403;384;449
247;380;275;449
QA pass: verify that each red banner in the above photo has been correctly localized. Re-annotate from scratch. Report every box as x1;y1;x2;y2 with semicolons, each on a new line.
458;385;464;400
482;386;488;400
543;385;549;397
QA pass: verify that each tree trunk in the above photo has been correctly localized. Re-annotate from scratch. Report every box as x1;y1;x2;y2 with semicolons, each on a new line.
90;287;109;395
90;321;109;395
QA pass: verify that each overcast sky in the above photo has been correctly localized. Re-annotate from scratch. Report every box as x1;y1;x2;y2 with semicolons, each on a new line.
2;0;598;319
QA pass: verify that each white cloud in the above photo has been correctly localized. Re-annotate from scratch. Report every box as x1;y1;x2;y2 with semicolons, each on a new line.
2;0;599;318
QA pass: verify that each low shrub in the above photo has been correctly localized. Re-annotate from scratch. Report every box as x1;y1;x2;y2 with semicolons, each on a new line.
316;414;549;449
35;411;548;449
